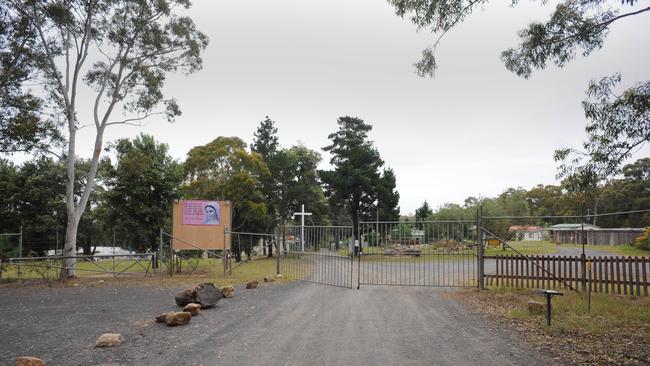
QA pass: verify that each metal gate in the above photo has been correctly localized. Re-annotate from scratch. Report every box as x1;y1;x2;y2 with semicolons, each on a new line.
279;221;481;289
357;221;479;287
280;225;354;288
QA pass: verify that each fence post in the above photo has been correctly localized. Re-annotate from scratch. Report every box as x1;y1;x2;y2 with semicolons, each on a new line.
159;228;163;279
276;229;280;275
223;226;228;276
477;207;484;290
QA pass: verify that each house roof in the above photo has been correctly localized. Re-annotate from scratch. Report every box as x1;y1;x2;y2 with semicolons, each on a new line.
508;225;543;231
549;223;600;230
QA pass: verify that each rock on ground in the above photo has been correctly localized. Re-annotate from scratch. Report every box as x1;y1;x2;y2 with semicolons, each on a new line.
221;285;234;298
175;283;222;308
183;303;201;316
164;312;191;326
95;333;123;348
15;356;45;366
527;300;546;314
195;283;222;308
263;276;274;283
246;281;259;289
155;312;170;323
174;288;196;307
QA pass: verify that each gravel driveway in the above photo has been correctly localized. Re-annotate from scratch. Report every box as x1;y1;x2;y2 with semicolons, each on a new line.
0;281;553;366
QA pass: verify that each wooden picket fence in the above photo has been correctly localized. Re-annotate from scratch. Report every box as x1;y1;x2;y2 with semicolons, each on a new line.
485;255;649;297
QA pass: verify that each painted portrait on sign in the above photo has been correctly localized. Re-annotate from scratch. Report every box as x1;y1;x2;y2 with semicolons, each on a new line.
183;200;220;225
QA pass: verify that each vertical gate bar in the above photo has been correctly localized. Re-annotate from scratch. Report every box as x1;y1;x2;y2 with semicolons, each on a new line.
642;257;648;297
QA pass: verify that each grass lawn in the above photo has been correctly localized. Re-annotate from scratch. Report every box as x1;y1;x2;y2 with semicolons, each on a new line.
0;257;291;288
562;243;650;256
453;287;650;365
484;240;558;257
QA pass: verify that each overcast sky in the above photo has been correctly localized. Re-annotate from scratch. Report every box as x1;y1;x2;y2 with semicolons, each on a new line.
70;0;650;214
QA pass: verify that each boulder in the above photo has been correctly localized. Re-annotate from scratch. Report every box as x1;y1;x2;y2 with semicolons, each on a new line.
164;312;191;326
276;274;283;279
16;356;45;366
246;281;259;289
221;285;234;298
183;303;201;316
195;283;222;308
527;300;546;315
263;276;274;283
174;287;197;307
156;312;171;323
95;333;123;347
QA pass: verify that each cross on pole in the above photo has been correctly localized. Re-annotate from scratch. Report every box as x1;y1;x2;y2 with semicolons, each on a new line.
293;204;312;252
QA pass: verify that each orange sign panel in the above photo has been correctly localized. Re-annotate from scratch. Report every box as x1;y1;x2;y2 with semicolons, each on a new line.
172;200;231;250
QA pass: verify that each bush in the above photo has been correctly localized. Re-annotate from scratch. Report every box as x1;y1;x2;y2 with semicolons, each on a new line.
635;228;650;251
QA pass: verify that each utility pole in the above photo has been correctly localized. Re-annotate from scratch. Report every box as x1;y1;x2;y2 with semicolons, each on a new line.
293;204;312;252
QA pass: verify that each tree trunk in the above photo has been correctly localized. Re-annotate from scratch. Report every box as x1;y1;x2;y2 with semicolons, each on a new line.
61;217;78;279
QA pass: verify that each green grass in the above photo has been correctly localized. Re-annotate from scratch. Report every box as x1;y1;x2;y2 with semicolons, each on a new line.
563;243;650;256
484;240;558;256
477;286;650;337
458;286;650;364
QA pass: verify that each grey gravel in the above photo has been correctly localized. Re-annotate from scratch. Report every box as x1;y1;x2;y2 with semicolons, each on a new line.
0;282;554;366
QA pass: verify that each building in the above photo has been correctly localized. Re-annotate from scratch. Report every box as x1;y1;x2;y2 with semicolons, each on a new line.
508;226;544;241
548;223;645;245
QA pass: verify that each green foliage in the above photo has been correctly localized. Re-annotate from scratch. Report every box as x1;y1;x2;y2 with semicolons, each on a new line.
635;228;650;251
104;134;183;252
555;75;650;191
320;116;398;229
0;3;61;154
183;136;270;238
391;0;649;78
415;200;433;221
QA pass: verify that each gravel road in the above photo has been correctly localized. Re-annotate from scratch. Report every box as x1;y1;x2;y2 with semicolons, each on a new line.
0;281;553;366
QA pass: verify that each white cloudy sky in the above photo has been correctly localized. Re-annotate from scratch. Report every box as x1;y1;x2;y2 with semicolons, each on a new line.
67;0;650;214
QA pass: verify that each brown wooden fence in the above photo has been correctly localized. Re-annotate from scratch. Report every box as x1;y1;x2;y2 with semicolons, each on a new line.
485;255;649;296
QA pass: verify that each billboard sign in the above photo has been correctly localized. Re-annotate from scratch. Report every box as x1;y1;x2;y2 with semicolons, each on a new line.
182;200;221;225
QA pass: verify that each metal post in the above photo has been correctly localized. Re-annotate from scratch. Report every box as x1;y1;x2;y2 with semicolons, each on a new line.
159;228;163;279
476;205;485;290
301;205;305;252
587;258;591;314
546;294;552;326
112;228;116;275
276;232;280;275
581;205;586;291
18;225;23;258
18;225;23;275
223;226;228;276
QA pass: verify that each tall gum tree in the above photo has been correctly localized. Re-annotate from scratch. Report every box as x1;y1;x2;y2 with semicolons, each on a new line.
5;0;208;277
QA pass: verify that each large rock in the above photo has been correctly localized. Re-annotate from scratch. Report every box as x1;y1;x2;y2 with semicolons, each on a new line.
263;276;275;283
246;281;258;289
527;300;547;315
156;312;171;323
183;303;201;316
174;288;196;307
221;285;234;298
195;283;222;308
95;333;123;347
16;356;45;366
164;311;191;326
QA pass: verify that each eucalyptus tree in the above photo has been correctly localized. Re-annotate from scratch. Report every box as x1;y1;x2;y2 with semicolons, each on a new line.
390;0;649;188
391;0;648;78
4;0;208;277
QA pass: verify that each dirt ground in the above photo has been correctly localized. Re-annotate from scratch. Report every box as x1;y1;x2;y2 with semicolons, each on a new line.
0;281;555;366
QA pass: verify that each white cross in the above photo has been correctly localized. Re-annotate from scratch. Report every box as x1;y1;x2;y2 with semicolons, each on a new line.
293;204;312;252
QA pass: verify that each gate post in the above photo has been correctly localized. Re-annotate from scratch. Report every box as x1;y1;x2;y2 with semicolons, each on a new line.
276;228;281;275
477;207;485;290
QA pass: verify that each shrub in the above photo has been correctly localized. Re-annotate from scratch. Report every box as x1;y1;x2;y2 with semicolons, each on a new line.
635;228;650;251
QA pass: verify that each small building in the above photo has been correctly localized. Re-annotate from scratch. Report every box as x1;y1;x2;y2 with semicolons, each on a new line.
508;226;544;241
549;223;645;245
